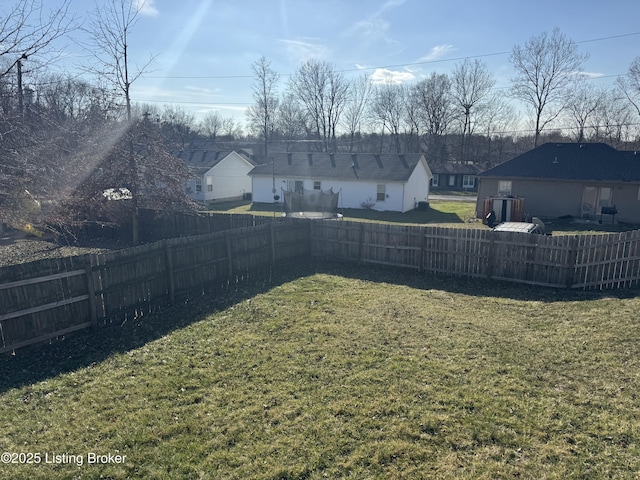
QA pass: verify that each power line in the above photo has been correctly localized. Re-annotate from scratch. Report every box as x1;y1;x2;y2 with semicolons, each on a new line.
143;31;640;80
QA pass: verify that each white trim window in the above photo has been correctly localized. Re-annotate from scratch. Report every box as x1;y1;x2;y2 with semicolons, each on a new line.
462;175;475;189
313;181;321;190
206;176;213;192
497;180;512;195
377;184;386;201
431;175;439;187
195;177;202;193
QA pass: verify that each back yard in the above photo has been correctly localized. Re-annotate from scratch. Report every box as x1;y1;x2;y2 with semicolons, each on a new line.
1;262;638;479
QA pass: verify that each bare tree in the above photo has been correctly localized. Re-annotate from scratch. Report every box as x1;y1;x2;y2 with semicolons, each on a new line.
451;58;495;161
199;110;224;143
289;60;349;152
565;81;606;142
593;88;634;147
341;74;372;152
370;83;406;153
85;0;155;122
509;28;588;147
0;0;77;79
617;56;640;118
83;0;157;243
158;104;196;148
246;56;279;156
276;93;307;151
413;72;452;161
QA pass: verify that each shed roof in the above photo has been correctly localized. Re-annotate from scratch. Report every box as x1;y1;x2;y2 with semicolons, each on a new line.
480;143;640;182
249;152;427;182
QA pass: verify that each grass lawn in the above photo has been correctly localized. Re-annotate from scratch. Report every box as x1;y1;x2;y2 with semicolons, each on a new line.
205;200;640;235
206;199;480;226
1;262;639;479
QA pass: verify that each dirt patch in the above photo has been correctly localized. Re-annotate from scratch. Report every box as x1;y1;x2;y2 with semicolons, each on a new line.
0;230;125;268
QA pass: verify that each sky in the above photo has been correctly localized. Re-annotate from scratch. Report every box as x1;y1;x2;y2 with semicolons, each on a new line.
31;0;640;127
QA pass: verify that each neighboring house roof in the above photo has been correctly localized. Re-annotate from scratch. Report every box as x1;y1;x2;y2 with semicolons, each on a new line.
176;149;256;175
480;143;640;182
430;161;483;175
249;152;428;182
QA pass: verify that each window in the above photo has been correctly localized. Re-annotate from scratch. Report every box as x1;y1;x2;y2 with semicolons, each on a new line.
431;175;439;187
448;175;456;187
377;184;386;201
287;180;304;193
195;177;202;193
497;180;512;195
598;187;612;210
462;175;475;189
313;181;321;190
206;177;213;192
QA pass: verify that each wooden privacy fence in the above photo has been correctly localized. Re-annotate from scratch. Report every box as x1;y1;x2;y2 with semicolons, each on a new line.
310;221;640;290
138;209;281;243
3;219;640;354
0;221;310;354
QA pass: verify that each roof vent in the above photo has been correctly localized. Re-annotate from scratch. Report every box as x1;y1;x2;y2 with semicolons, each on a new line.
553;156;559;164
308;153;313;166
287;153;292;165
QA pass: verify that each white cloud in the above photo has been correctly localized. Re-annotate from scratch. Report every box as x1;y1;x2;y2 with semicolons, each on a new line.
371;68;414;85
134;0;159;16
347;17;389;41
576;71;605;79
278;38;331;63
418;44;456;62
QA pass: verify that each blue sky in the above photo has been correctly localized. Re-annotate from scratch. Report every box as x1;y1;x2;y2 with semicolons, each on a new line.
48;0;640;125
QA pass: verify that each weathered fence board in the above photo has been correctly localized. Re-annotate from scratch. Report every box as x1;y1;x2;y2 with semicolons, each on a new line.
4;218;640;355
311;221;640;290
0;220;308;354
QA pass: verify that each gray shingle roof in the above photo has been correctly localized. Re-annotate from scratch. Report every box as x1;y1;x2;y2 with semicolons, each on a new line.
249;152;426;182
175;149;255;175
431;161;483;175
480;143;640;182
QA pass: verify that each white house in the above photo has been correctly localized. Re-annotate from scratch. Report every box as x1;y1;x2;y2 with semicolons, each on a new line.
249;152;432;213
180;149;256;203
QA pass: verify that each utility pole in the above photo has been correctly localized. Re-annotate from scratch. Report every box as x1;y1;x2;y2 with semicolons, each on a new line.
17;54;27;115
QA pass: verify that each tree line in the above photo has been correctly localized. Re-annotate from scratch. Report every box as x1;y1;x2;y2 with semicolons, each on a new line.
1;1;639;239
246;29;640;164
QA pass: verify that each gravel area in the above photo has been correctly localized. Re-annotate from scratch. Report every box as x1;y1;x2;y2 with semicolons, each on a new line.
0;231;124;268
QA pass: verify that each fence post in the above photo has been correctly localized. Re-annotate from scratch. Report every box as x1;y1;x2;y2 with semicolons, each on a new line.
487;231;497;279
225;231;234;280
165;240;176;304
358;222;366;264
269;222;277;266
418;226;426;272
85;255;98;329
565;235;579;288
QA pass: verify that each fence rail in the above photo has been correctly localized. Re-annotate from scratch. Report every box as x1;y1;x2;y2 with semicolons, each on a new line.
0;221;309;354
310;221;640;290
2;219;640;355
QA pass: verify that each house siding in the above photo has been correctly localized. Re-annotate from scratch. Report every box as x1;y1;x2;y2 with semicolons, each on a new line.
403;158;431;211
477;177;640;222
205;152;254;201
253;176;410;212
